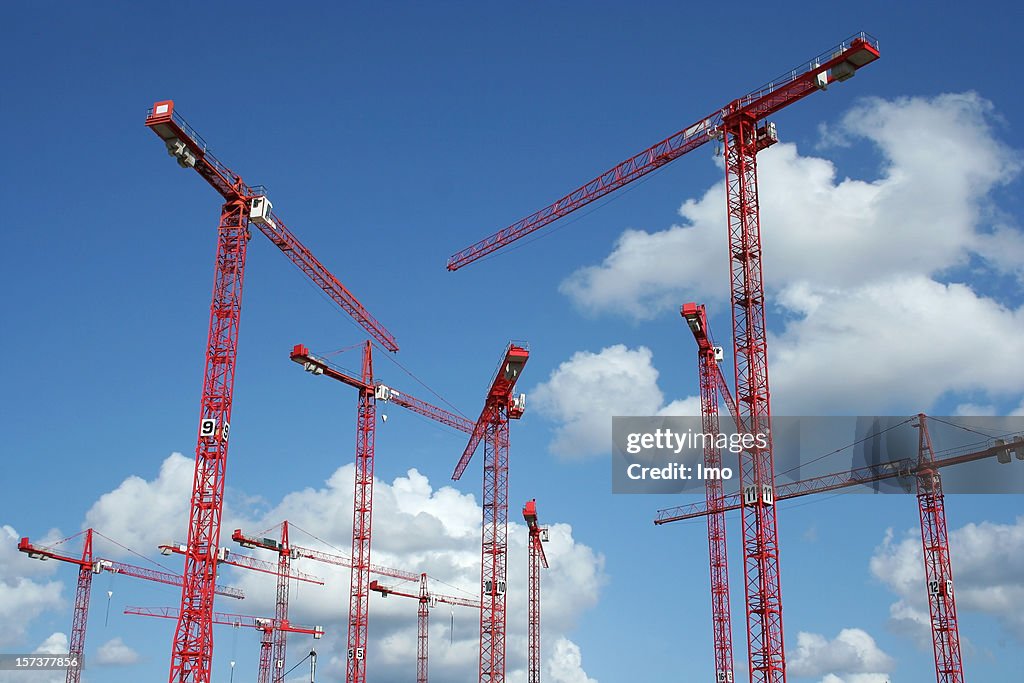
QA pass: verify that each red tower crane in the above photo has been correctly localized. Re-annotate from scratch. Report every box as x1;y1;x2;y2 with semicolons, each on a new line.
161;539;324;682
656;417;1024;683
144;100;398;683
446;34;880;683
229;523;298;683
681;303;736;683
452;342;530;683
17;530;244;683
522;500;549;683
289;343;474;682
369;575;481;683
125;605;323;680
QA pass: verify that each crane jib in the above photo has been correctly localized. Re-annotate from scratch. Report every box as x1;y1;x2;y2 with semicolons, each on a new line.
446;33;880;271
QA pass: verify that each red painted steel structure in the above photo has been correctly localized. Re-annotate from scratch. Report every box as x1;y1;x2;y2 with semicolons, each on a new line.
290;345;475;436
17;531;244;683
234;524;463;683
349;343;376;683
445;34;879;683
657;421;1024;682
654;427;1024;522
288;345;474;681
681;304;735;683
68;535;93;683
126;606;323;637
242;531;463;681
240;531;423;585
522;500;549;683
159;543;324;587
914;415;963;683
369;576;481;683
144;101;397;683
453;343;529;683
231;524;296;683
125;605;323;673
446;34;880;272
19;530;94;683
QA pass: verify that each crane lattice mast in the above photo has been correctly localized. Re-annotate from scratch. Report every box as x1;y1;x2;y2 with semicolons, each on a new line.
915;415;963;683
229;523;297;683
681;304;736;683
452;343;530;683
522;500;549;683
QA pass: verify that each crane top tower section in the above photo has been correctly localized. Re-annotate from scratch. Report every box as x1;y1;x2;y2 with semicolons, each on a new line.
452;342;530;480
488;343;530;412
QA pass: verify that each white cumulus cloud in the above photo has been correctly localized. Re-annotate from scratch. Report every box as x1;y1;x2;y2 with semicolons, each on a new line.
546;637;598;683
33;632;68;655
0;525;66;647
818;675;892;683
768;276;1024;414
562;92;1021;319
870;517;1024;643
80;455;605;683
0;634;71;683
789;628;894;679
554;93;1024;417
530;344;699;458
94;636;141;666
83;452;193;551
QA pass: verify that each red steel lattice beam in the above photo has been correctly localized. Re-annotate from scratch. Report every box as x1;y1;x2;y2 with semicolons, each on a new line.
915;415;964;683
523;500;549;683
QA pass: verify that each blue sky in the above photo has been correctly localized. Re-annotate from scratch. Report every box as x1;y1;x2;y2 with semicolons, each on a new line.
2;2;1023;682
